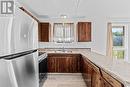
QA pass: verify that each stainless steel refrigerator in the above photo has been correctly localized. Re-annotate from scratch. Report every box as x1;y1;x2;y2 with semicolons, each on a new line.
0;6;39;87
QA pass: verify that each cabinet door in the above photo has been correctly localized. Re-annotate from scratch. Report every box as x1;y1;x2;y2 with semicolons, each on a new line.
101;70;124;87
48;58;67;72
47;57;57;72
48;54;66;72
78;22;91;42
66;55;81;73
86;62;93;87
89;61;102;87
91;67;102;87
58;57;67;72
82;57;92;87
101;77;112;87
38;23;49;42
82;57;103;87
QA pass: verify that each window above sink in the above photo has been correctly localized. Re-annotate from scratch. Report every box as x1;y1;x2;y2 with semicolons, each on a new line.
53;23;74;43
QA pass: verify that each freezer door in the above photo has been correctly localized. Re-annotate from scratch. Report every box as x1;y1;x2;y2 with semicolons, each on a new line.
0;7;38;57
10;52;39;87
32;19;38;50
0;17;14;57
11;7;38;53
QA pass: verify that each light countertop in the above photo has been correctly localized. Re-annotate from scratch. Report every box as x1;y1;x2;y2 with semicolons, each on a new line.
39;49;130;87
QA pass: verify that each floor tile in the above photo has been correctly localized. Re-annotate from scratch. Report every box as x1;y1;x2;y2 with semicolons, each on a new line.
42;73;86;87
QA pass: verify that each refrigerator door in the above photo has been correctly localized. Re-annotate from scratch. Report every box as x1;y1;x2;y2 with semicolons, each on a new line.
10;51;39;87
32;19;38;50
0;7;38;57
11;7;37;54
0;17;14;57
0;59;17;87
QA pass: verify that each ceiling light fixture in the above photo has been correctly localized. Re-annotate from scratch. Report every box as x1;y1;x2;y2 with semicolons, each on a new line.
60;15;67;19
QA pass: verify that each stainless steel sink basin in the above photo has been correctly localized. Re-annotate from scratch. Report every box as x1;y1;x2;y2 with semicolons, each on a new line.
54;50;72;53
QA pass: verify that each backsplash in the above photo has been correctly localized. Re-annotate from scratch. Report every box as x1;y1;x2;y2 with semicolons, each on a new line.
39;42;92;49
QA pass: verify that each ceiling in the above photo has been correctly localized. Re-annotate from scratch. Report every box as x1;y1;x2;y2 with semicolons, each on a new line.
17;0;130;19
18;0;86;19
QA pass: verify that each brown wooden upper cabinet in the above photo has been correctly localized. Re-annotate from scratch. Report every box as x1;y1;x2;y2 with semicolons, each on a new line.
77;22;91;42
38;23;50;42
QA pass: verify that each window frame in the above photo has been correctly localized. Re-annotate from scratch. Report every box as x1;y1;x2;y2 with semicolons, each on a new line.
112;23;128;61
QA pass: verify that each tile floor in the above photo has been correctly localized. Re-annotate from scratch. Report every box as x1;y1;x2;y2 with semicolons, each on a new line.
42;73;86;87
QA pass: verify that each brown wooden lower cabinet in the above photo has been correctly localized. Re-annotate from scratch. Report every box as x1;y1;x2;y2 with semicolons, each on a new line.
82;56;124;87
82;57;93;87
47;53;81;73
91;64;102;87
101;70;124;87
47;53;124;87
82;56;102;87
101;77;112;87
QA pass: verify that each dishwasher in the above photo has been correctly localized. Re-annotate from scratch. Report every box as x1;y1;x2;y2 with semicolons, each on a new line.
38;52;47;87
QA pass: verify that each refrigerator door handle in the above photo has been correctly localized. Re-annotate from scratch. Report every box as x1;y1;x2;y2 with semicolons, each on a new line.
1;50;37;60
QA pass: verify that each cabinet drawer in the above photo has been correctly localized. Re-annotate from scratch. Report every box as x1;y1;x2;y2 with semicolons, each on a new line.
101;70;123;87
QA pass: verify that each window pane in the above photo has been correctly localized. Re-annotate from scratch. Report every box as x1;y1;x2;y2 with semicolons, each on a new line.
112;26;124;46
54;23;63;38
112;50;124;59
53;23;74;43
64;23;74;42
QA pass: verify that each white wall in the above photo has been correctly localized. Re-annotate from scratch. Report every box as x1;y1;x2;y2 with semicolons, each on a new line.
77;0;130;56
